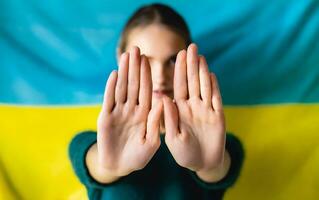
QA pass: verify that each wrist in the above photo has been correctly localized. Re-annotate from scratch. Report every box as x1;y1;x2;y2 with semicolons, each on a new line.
86;143;122;184
195;150;231;183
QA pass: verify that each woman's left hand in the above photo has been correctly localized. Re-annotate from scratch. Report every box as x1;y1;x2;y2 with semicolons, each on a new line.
163;43;226;176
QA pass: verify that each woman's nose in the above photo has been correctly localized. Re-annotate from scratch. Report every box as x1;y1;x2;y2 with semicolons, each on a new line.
151;63;167;85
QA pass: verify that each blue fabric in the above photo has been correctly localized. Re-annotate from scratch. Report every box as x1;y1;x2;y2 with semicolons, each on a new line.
1;0;318;105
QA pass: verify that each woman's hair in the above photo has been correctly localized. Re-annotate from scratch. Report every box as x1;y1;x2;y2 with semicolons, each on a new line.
118;3;192;53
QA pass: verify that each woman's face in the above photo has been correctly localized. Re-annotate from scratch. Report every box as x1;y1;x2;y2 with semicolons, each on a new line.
123;24;187;106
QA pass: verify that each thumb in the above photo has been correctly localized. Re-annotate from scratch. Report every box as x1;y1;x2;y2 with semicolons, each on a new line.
163;96;179;140
146;100;163;145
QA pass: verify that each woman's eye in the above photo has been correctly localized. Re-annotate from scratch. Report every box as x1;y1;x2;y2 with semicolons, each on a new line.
169;56;177;65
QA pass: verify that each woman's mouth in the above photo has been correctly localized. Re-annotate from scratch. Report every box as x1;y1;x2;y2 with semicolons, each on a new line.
153;89;172;97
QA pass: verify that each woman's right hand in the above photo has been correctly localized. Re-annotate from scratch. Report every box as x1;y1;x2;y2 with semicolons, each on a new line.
95;47;163;179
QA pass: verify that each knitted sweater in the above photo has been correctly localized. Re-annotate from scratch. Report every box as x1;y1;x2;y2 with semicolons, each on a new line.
69;131;244;200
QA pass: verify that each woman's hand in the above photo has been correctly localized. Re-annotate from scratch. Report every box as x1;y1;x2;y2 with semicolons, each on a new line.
96;47;163;179
163;44;227;181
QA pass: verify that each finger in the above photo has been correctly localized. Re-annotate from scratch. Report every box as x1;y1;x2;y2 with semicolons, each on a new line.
199;55;212;106
174;50;188;100
139;55;152;111
115;52;129;103
127;46;141;105
102;70;118;113
210;73;223;113
163;96;179;139
187;43;200;98
146;100;163;145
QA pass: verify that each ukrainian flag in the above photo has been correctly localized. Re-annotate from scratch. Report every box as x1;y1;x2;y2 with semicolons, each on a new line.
0;0;318;199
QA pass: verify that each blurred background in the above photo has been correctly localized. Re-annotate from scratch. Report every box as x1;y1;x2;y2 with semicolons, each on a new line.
0;0;319;199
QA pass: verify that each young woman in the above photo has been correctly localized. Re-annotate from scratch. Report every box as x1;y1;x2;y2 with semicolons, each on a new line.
69;3;244;200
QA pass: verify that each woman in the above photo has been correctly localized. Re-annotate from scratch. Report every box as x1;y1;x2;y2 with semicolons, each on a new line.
69;3;244;200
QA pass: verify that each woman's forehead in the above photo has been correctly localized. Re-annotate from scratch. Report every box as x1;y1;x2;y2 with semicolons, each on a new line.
126;24;186;59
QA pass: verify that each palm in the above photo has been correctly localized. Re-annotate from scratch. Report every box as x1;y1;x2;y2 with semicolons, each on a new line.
97;47;163;176
164;44;226;172
99;107;152;175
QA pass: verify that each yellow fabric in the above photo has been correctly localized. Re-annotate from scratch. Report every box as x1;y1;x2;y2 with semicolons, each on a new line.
0;169;16;200
0;104;318;200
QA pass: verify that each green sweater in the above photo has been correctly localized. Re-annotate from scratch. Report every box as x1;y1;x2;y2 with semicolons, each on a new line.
69;131;244;200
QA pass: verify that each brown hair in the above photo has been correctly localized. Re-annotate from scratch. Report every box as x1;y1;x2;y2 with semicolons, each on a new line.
118;3;192;53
